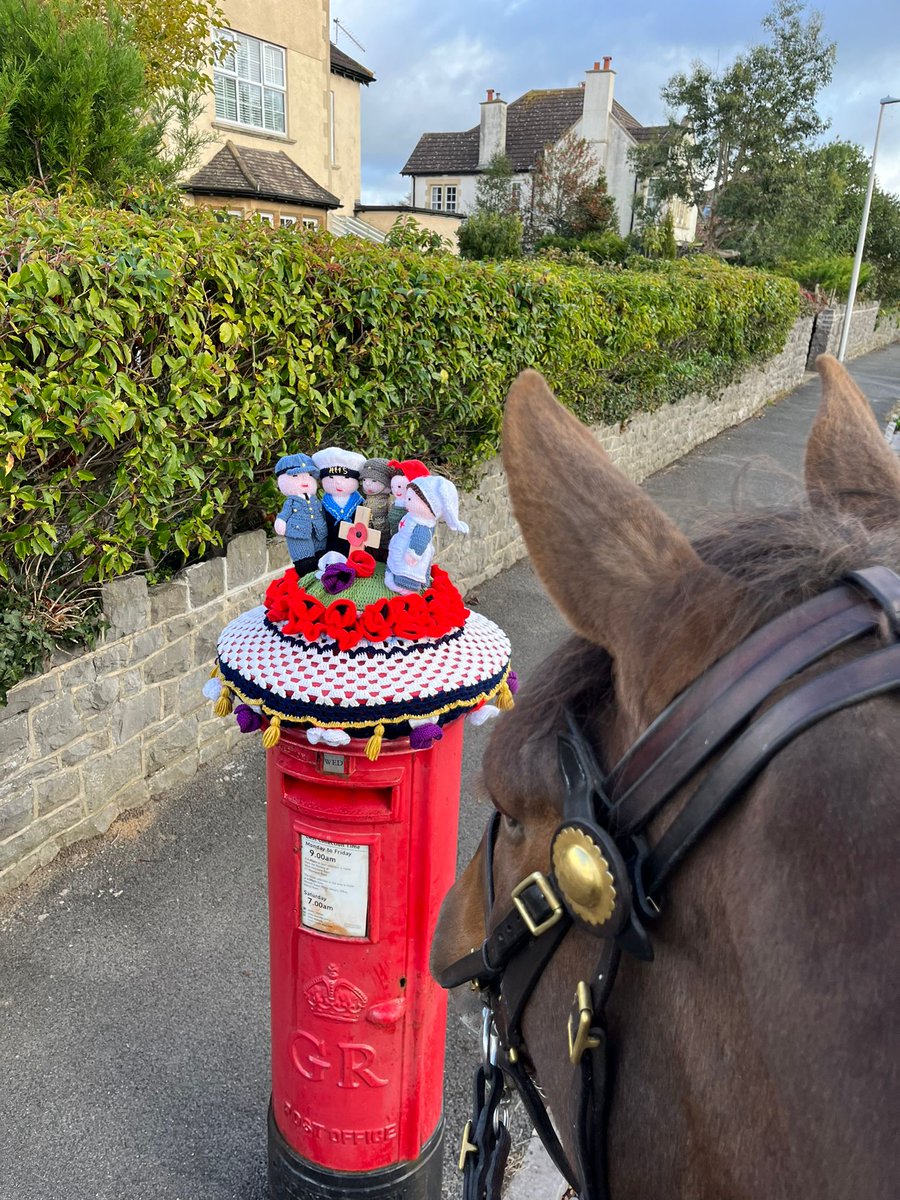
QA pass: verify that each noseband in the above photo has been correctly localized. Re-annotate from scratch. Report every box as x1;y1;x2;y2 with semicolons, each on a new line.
439;567;900;1200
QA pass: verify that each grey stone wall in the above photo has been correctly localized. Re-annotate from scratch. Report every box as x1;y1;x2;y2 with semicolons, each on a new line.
2;307;897;896
0;533;292;894
805;303;888;368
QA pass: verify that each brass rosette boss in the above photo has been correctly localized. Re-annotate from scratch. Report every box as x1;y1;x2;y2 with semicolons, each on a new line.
552;826;616;927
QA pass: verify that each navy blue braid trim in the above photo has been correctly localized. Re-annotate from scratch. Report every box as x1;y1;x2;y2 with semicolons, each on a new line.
262;617;466;659
216;656;509;728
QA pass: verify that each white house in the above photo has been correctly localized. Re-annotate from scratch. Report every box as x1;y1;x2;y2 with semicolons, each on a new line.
401;58;697;243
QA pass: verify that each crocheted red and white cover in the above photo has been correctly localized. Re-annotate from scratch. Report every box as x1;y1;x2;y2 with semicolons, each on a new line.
215;604;512;735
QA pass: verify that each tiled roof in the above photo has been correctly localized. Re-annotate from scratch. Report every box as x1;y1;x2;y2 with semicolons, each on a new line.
183;142;340;209
330;42;375;85
402;87;652;176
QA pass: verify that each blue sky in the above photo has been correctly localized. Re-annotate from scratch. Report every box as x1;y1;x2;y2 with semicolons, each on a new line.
335;0;900;205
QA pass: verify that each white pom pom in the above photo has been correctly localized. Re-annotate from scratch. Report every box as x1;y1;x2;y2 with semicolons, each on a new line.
306;727;324;745
202;677;223;702
321;728;351;747
467;704;500;727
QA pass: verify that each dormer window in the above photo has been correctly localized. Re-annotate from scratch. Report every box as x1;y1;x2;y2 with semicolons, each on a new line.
215;30;286;135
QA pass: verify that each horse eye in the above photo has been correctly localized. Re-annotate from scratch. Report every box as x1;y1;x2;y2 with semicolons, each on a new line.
502;813;523;834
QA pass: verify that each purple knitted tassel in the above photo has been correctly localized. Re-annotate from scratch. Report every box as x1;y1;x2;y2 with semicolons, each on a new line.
235;704;262;733
409;723;443;750
507;670;519;695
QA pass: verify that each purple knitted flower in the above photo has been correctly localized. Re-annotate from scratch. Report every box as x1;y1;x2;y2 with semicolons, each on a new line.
321;562;357;595
508;670;519;695
410;723;443;750
234;704;262;733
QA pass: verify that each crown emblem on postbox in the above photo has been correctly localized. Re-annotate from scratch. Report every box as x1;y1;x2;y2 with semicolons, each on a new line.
304;964;368;1022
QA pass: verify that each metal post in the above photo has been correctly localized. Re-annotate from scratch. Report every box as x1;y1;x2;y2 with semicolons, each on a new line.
837;98;899;362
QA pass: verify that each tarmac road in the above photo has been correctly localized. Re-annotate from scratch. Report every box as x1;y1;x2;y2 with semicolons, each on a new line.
1;344;897;1200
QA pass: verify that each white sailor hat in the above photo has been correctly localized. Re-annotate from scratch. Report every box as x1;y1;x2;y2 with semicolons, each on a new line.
311;447;367;478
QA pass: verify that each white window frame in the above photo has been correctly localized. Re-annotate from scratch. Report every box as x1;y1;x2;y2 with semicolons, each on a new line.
302;217;319;230
279;215;297;228
256;212;274;226
444;185;457;213
430;185;443;211
214;29;286;136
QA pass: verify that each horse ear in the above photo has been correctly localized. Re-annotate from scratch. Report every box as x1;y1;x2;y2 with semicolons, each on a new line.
804;355;900;528
502;371;737;724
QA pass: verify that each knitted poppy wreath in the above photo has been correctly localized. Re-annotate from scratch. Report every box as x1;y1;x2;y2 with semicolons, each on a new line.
264;564;469;652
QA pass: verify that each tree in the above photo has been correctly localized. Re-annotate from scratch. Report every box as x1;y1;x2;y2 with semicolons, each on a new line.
568;168;618;237
457;211;523;260
475;152;518;215
81;0;226;93
0;0;218;198
0;0;170;197
529;132;603;238
630;1;836;250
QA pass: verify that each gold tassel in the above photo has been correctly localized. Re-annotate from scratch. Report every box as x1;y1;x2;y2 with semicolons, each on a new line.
496;681;515;711
365;722;385;762
214;686;232;717
262;716;282;750
209;665;220;679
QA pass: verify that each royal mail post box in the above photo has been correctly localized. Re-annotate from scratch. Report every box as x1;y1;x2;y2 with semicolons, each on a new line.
266;718;466;1198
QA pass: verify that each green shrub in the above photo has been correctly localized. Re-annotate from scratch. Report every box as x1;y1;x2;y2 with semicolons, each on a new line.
0;193;799;691
457;211;523;260
775;256;872;302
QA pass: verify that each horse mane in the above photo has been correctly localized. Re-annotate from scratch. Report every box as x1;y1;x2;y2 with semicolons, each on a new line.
496;501;900;789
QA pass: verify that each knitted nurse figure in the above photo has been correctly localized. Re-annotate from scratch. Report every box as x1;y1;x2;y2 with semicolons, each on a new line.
359;458;393;562
387;458;429;538
273;453;327;578
385;474;469;595
312;447;367;554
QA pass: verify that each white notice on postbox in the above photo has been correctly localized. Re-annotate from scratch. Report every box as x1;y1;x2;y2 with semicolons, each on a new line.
300;836;369;938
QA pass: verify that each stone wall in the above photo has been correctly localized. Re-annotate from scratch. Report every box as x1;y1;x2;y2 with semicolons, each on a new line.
0;532;292;894
2;307;897;896
805;303;889;368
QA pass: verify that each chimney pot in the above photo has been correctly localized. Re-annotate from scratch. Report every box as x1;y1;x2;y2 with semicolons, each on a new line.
486;88;494;102
593;62;600;71
603;56;612;70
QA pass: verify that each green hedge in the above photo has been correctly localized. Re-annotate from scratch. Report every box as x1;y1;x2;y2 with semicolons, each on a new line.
1;193;799;591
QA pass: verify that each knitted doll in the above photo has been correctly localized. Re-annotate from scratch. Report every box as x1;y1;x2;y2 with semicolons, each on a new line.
273;453;327;578
387;458;429;538
311;447;367;554
359;458;393;563
385;474;469;595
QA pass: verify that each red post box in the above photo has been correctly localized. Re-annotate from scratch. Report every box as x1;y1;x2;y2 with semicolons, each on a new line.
266;718;466;1198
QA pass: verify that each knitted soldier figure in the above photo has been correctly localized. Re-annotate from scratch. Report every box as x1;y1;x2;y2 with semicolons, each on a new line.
312;447;367;553
387;458;429;538
359;458;394;563
273;453;327;578
385;473;469;595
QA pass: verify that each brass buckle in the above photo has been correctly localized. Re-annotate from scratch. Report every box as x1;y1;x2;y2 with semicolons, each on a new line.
511;871;564;937
458;1120;477;1171
568;980;601;1065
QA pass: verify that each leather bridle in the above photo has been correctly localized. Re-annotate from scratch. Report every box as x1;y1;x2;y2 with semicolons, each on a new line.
438;566;900;1200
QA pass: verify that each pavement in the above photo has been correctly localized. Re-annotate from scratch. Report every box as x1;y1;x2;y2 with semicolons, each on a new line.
1;344;898;1200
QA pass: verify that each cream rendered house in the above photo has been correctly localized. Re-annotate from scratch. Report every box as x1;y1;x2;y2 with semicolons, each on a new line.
402;59;698;244
182;0;375;232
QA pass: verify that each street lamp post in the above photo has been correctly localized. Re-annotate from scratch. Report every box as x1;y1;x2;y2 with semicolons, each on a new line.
837;96;900;363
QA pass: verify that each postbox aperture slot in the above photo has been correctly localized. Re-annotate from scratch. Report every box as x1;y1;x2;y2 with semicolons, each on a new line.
281;777;400;824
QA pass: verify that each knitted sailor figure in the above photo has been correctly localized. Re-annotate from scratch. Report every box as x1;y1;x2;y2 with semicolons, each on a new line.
385;473;469;594
359;458;393;562
312;447;367;553
272;453;327;578
387;458;429;538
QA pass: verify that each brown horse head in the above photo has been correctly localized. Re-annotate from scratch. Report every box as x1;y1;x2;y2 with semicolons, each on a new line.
432;356;900;1199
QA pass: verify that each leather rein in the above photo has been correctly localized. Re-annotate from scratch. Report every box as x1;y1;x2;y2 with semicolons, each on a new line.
438;566;900;1200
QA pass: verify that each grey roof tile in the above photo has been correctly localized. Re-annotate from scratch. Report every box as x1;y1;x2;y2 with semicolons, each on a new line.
330;42;375;84
402;87;651;175
183;142;340;209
